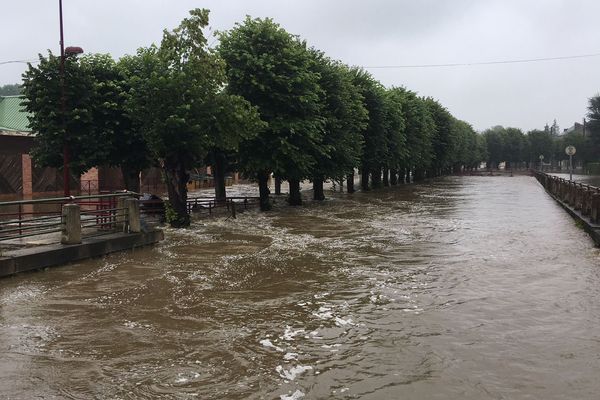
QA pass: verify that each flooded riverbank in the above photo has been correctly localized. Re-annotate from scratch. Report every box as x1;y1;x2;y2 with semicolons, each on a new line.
1;176;599;399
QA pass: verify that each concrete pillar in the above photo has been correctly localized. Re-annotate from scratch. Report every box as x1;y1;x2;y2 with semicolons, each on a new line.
582;190;592;216
125;198;141;233
21;154;33;215
61;204;82;245
116;197;127;232
574;187;583;210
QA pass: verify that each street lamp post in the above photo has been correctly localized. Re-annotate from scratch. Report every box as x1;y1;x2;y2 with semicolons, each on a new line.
59;0;69;196
58;0;83;196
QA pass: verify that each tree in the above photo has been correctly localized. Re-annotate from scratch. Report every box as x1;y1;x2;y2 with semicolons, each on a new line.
503;127;526;169
203;93;264;202
0;84;22;96
22;52;152;192
424;97;455;176
81;53;151;192
453;120;482;172
483;126;506;169
396;89;433;181
383;88;407;184
126;9;226;227
308;51;367;200
22;52;99;177
587;94;600;157
527;129;554;167
219;17;325;208
351;70;388;190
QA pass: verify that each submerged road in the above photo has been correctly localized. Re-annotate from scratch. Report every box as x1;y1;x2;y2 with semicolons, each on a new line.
1;176;599;399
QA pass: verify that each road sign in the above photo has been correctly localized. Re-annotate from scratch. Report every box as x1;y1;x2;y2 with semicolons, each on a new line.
565;145;576;156
539;154;544;160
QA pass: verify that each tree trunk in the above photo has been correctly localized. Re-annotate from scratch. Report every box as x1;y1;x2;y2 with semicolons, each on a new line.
164;162;190;228
274;176;282;195
288;178;302;206
313;177;325;201
361;168;370;191
414;169;425;181
213;152;227;203
371;167;382;188
121;166;141;193
382;168;390;187
347;172;355;193
390;168;398;185
258;171;271;211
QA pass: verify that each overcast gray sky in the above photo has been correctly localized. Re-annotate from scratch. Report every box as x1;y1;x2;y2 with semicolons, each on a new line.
2;0;599;132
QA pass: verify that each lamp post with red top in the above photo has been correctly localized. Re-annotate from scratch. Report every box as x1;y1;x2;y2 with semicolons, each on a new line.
59;0;83;196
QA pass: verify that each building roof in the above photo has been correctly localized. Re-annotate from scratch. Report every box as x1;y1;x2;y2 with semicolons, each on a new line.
0;96;32;134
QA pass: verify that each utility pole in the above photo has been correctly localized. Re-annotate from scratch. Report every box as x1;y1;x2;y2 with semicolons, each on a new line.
59;0;69;196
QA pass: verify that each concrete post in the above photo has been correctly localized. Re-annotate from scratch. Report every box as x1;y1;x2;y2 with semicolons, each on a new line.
116;197;127;232
574;187;582;210
125;198;141;233
61;203;81;245
582;190;592;216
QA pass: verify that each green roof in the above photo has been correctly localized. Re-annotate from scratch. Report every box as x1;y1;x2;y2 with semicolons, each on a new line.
0;96;32;132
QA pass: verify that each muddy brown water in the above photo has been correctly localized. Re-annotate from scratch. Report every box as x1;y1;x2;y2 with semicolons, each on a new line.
1;176;599;399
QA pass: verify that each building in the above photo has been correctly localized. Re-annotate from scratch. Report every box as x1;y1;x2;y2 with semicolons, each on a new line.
0;96;67;200
561;120;588;137
0;95;167;201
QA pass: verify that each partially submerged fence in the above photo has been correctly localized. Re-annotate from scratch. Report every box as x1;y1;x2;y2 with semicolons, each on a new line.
0;192;140;248
534;172;600;223
186;196;261;218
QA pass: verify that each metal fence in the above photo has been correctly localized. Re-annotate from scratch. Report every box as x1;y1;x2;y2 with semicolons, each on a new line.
534;171;600;223
0;192;135;245
186;196;260;218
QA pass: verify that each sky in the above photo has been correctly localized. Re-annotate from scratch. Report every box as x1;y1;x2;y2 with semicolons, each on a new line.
1;0;599;132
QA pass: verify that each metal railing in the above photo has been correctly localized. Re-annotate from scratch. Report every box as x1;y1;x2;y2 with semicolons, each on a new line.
0;192;135;245
534;171;600;223
186;196;261;218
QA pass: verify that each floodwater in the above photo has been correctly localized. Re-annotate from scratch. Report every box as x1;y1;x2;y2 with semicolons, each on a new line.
1;176;600;399
553;172;600;187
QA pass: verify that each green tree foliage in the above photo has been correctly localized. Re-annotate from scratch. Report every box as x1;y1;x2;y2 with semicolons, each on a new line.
503;127;526;168
395;88;434;181
424;98;456;176
0;84;22;96
203;93;264;202
219;17;325;208
22;52;98;176
483;126;527;168
382;88;408;185
483;126;506;168
308;51;368;200
527;129;554;166
587;95;600;155
125;9;226;227
453;120;483;171
80;53;151;192
351;70;389;189
22;52;151;191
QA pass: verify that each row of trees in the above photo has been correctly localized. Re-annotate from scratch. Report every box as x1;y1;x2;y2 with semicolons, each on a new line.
23;9;484;227
483;96;600;169
0;84;22;96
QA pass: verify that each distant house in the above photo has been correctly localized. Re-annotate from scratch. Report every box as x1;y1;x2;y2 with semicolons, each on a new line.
561;120;588;137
